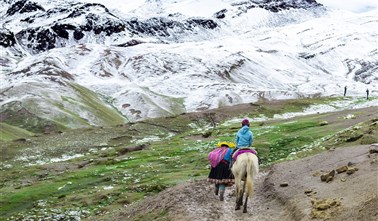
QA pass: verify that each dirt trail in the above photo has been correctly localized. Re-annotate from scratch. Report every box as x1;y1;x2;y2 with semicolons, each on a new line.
118;144;378;221
165;171;290;221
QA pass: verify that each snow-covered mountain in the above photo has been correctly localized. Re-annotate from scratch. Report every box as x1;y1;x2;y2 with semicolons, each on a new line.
1;0;377;130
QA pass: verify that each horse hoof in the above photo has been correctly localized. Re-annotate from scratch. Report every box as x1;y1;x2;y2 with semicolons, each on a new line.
243;210;247;213
235;206;240;211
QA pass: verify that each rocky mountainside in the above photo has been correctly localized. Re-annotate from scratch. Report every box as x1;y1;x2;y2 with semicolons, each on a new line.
1;0;322;53
1;0;377;132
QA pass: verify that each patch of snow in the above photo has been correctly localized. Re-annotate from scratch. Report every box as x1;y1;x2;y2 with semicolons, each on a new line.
132;135;161;144
343;114;356;119
50;154;84;163
16;153;84;166
103;186;114;190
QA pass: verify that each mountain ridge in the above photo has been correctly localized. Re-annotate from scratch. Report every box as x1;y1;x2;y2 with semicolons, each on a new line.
1;0;377;131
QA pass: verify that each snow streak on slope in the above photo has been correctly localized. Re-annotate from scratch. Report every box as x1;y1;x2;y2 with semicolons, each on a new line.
0;0;377;127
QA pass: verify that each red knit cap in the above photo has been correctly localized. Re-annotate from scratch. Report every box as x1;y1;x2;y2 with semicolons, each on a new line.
242;119;249;126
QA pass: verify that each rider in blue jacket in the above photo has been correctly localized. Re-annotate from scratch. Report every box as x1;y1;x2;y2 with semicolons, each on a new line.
235;118;253;148
230;119;253;163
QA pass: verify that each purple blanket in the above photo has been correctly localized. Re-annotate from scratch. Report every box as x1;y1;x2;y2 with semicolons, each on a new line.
233;149;257;161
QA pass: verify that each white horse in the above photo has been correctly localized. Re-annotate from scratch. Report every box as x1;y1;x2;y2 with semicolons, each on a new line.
231;150;259;213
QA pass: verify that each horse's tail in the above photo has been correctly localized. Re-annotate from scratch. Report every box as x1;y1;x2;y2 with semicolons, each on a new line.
246;154;259;198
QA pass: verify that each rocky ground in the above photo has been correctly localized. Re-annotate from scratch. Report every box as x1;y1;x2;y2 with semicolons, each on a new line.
111;144;378;221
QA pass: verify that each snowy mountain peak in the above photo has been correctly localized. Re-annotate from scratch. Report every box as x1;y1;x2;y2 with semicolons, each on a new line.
0;0;377;131
1;0;324;54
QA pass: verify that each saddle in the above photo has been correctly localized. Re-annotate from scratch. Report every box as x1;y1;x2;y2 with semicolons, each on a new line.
232;148;257;161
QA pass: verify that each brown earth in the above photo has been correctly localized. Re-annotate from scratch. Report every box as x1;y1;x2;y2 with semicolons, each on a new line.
114;144;378;221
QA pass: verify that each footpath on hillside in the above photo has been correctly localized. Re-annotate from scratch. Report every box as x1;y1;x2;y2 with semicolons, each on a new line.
113;144;378;221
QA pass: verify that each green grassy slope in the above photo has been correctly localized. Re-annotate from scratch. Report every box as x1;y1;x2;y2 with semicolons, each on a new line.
0;97;377;220
0;123;34;142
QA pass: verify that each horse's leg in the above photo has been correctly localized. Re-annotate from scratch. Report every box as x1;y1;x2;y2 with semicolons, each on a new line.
235;197;240;210
239;179;247;206
235;189;241;210
243;193;248;213
234;175;241;210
